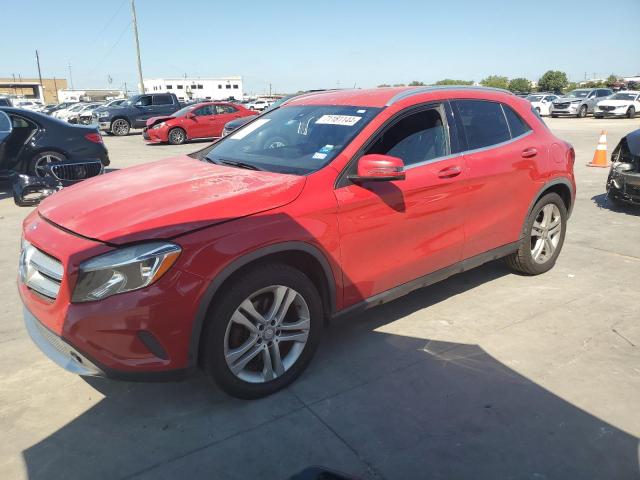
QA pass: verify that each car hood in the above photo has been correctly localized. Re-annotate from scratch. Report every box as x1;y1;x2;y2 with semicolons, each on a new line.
146;115;175;128
598;99;633;106
553;97;584;103
38;156;306;245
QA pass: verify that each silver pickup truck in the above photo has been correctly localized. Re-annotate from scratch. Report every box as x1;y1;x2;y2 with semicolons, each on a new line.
550;88;613;118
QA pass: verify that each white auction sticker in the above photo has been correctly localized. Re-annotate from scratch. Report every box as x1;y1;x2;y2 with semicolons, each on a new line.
229;118;270;139
315;115;362;126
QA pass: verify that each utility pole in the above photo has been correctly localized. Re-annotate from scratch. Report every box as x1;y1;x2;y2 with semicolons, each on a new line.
35;50;44;103
67;62;74;89
130;0;145;93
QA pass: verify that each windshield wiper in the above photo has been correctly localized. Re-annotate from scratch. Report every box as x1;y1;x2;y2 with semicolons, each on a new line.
218;159;262;171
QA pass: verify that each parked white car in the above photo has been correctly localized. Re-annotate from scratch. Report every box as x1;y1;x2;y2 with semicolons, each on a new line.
13;100;44;111
53;103;87;121
594;91;640;119
246;99;272;111
526;94;559;116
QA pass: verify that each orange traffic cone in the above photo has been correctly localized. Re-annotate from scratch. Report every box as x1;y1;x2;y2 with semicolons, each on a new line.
587;130;609;167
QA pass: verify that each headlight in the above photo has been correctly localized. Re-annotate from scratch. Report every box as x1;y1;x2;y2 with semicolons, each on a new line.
152;122;165;129
72;242;181;302
98;111;109;118
570;100;581;104
616;104;628;109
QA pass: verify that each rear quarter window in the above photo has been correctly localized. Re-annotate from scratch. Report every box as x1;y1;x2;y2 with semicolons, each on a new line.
502;105;531;138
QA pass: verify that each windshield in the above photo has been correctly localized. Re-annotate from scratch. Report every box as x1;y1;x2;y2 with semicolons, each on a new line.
566;90;589;98
611;92;638;101
172;105;196;117
205;105;381;175
526;95;543;102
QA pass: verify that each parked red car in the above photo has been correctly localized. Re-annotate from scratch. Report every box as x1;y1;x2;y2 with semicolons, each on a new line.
143;102;256;145
19;87;575;398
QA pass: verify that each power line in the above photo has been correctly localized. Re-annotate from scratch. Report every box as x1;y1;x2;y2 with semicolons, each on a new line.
91;21;132;71
93;0;128;46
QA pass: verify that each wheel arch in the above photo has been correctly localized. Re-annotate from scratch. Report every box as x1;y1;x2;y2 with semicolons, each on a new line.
188;241;337;367
528;178;574;219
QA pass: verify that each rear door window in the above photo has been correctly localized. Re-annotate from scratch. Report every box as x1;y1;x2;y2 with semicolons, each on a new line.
153;95;173;105
453;100;510;150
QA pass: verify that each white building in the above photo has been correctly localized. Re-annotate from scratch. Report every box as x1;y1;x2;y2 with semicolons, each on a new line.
143;76;243;101
58;89;125;102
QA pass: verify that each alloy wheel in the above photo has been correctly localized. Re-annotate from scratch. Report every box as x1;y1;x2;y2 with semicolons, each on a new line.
224;285;310;383
33;153;64;178
169;129;185;144
530;204;562;264
112;119;129;135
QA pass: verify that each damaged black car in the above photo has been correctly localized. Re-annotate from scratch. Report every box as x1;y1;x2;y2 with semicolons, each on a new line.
607;129;640;207
0;108;109;206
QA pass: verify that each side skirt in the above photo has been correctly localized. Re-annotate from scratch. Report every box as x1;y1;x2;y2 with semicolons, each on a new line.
332;242;519;320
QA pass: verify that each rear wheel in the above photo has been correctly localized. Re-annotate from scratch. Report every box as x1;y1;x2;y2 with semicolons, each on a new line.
168;127;187;145
111;118;130;136
201;263;323;399
505;193;567;275
627;107;636;119
28;151;66;177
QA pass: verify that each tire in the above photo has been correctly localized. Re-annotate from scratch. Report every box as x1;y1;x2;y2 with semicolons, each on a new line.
28;151;67;177
168;127;187;145
201;263;323;399
110;118;130;136
535;107;541;114
505;193;567;275
577;105;587;118
627;107;636;119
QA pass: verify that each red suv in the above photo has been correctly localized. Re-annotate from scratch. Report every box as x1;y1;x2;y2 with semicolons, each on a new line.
19;87;575;398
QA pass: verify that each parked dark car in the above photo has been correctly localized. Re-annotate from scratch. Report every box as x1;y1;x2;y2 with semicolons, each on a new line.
93;93;182;136
0;107;109;179
0;97;12;107
607;128;640;206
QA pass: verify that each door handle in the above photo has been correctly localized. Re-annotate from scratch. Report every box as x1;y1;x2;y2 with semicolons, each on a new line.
521;147;538;158
437;165;462;178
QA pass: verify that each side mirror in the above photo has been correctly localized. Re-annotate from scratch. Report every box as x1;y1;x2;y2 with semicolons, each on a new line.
349;154;405;183
186;112;196;119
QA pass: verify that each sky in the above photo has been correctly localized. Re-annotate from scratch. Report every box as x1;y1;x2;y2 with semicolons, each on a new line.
2;0;639;96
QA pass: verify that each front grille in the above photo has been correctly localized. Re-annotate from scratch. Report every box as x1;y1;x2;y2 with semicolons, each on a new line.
49;161;103;181
20;243;64;300
600;105;616;111
554;102;570;109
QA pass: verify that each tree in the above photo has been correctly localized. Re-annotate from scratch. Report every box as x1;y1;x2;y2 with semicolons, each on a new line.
392;83;406;87
434;79;474;86
563;82;579;93
537;70;568;94
377;84;391;88
408;81;425;86
480;75;509;90
605;74;619;88
508;77;532;93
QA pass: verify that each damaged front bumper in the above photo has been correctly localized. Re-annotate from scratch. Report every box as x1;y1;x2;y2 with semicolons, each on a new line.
607;163;640;206
11;160;104;207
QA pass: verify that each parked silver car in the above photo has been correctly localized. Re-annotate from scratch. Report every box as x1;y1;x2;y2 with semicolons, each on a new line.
550;88;613;118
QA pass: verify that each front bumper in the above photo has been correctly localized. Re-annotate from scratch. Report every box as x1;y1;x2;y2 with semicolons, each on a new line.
24;307;102;376
551;107;579;116
594;111;627;117
98;121;111;131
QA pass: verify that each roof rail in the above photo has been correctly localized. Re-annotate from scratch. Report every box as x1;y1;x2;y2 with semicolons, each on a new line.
385;85;514;106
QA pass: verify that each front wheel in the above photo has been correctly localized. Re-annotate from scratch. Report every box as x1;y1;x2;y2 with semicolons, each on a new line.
505;193;567;275
627;107;636;119
111;118;130;136
168;127;187;145
577;105;588;118
201;263;323;399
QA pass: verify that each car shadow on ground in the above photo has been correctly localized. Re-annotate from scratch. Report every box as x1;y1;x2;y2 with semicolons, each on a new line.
20;261;639;480
592;193;640;217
